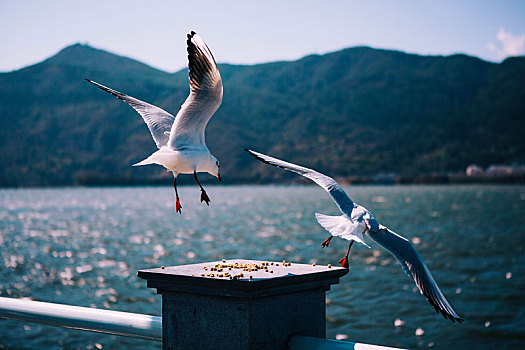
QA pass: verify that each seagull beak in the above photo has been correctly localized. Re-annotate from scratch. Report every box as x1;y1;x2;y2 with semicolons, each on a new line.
217;174;222;182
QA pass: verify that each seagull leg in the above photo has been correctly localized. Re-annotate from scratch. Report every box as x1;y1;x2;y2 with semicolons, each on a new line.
173;176;182;214
321;236;333;248
193;171;211;205
338;241;355;269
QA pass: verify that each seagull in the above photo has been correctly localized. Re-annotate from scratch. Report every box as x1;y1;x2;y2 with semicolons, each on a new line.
246;149;463;322
86;31;222;214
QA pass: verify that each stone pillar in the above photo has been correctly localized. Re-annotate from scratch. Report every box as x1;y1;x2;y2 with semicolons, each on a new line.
138;259;347;350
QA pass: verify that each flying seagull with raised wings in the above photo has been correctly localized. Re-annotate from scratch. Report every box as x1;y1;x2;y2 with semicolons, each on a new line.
246;149;463;322
86;31;222;213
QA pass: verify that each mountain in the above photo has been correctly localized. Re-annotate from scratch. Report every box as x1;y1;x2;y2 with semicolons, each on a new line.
0;44;524;186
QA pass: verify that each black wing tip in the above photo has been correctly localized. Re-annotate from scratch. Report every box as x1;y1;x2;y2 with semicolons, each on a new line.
245;149;290;172
245;149;270;164
187;31;197;41
445;313;464;323
186;30;218;90
426;294;463;323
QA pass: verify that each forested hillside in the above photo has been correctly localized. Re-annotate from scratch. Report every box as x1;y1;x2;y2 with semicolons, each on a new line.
0;44;523;186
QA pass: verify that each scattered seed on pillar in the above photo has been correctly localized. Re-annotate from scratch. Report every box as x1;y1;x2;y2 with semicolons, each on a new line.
328;264;332;268
161;266;165;269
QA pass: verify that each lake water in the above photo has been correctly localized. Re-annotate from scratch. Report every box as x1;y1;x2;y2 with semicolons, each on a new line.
0;185;524;349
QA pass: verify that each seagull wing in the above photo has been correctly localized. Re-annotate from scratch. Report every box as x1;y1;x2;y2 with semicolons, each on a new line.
368;227;463;322
168;31;223;150
246;149;354;214
85;79;175;149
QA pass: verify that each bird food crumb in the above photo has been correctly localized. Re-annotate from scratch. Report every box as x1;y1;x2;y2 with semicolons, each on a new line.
161;266;165;269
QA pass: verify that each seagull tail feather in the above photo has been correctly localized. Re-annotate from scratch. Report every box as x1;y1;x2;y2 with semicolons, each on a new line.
315;213;369;247
132;158;155;167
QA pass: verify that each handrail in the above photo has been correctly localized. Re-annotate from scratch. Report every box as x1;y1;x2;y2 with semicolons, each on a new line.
0;297;161;341
289;335;406;350
0;297;404;349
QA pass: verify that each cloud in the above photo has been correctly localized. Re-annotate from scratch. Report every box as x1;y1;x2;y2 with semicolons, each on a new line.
487;27;525;60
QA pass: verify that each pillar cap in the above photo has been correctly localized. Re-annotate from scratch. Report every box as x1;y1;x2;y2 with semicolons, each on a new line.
138;259;348;298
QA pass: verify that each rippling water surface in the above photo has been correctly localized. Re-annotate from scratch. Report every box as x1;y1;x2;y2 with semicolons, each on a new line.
1;185;524;349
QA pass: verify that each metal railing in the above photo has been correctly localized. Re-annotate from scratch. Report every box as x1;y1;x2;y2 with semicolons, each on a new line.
0;297;404;349
289;335;405;350
0;297;161;341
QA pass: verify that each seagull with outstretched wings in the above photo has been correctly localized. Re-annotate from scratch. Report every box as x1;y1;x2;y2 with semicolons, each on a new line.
86;31;222;213
246;149;463;323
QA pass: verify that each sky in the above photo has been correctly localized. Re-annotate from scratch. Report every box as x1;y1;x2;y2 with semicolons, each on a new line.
1;0;524;73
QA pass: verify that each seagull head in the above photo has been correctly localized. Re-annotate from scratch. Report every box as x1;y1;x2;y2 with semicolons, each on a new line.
208;156;221;182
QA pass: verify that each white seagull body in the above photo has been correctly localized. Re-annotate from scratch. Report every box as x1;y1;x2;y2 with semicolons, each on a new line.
246;149;463;322
86;32;222;213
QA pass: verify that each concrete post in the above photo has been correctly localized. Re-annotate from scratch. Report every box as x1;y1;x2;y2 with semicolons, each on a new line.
138;259;347;350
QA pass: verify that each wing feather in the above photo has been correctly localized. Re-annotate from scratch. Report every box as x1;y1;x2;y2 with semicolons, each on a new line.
368;228;463;322
168;31;222;150
85;79;174;149
246;149;354;214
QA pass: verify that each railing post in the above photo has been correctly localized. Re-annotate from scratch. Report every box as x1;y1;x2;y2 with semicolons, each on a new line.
138;259;347;350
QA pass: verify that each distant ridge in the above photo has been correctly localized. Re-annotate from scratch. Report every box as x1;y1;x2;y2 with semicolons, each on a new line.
0;43;523;186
